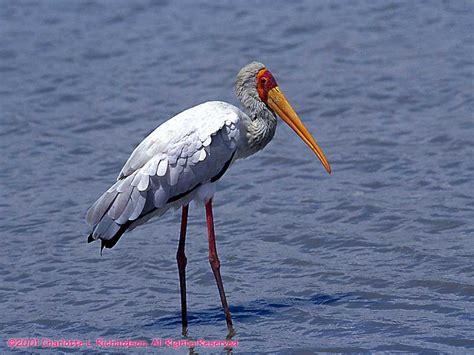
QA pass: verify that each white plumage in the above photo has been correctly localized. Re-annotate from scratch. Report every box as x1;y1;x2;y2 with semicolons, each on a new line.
86;61;330;253
85;61;331;335
86;101;244;244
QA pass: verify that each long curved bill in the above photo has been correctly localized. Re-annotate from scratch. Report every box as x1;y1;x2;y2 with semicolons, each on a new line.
267;87;331;174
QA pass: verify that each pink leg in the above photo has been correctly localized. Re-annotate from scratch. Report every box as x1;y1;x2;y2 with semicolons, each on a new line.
205;199;235;336
177;204;189;336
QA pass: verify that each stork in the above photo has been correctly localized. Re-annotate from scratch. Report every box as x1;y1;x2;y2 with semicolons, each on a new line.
86;62;331;336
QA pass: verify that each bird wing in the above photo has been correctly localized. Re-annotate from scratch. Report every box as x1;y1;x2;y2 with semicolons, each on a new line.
118;101;239;180
86;101;242;241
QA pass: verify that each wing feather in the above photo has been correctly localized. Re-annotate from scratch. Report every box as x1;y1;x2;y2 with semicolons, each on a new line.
107;185;132;219
87;101;244;244
129;190;147;221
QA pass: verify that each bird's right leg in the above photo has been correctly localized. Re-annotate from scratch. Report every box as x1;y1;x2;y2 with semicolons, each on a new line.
177;204;189;336
205;199;235;337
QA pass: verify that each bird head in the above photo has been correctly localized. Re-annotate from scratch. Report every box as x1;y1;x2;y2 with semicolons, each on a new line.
236;62;331;174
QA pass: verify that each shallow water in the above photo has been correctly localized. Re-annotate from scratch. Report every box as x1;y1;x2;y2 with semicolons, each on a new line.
1;0;473;353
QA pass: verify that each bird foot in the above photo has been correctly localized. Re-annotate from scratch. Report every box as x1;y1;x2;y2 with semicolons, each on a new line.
226;326;236;339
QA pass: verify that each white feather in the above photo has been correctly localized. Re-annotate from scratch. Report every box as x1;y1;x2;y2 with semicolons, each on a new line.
88;101;245;239
145;158;159;176
203;136;212;146
137;175;149;191
198;149;207;162
157;159;168;176
130;191;146;220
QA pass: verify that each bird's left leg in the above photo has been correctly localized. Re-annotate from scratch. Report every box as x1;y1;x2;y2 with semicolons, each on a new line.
177;204;189;336
205;199;235;337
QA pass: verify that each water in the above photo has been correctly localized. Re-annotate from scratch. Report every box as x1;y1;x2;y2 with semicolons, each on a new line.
1;0;473;353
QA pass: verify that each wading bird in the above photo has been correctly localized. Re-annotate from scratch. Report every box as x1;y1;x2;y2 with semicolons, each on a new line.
86;62;331;336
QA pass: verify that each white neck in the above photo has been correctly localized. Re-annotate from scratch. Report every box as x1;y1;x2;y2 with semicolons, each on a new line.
239;106;277;159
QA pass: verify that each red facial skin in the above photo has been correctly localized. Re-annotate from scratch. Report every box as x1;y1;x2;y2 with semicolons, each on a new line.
256;69;278;103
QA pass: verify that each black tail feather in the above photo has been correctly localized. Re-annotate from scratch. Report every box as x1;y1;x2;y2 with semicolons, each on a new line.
99;222;131;254
87;221;131;255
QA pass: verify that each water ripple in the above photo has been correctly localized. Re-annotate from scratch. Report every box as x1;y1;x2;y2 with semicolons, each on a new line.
0;0;473;353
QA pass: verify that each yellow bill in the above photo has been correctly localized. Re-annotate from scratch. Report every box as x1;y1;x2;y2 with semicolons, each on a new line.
267;87;331;174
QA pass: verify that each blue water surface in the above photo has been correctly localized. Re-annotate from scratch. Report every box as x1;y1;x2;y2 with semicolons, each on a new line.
0;0;473;353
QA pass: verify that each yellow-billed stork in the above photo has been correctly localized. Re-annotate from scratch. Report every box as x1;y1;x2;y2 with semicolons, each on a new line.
86;62;331;336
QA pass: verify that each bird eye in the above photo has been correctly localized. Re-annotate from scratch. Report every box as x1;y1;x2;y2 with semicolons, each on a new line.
261;77;267;85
